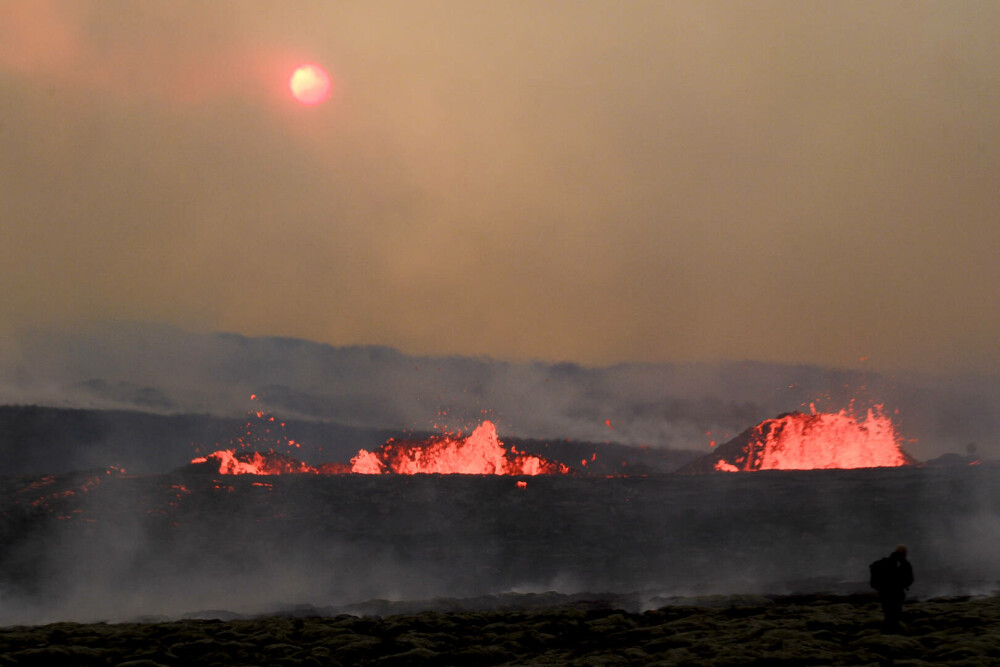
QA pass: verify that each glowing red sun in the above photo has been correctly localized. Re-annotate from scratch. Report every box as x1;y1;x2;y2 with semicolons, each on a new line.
289;64;331;105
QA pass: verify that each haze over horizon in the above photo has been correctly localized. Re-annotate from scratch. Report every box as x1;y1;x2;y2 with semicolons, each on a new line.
1;321;998;463
2;2;999;373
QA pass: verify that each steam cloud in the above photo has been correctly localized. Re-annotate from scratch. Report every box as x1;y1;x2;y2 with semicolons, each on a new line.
1;322;998;464
5;466;1000;625
2;323;1000;625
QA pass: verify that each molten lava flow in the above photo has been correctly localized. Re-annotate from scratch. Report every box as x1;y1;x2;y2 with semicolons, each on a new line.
189;396;321;475
350;421;570;475
706;405;912;472
191;450;317;475
188;399;570;476
10;470;122;523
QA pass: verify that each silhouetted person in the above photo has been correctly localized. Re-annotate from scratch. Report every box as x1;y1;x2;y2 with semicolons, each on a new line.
870;544;913;632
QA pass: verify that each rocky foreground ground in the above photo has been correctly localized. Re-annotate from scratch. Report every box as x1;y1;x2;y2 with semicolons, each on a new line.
2;593;1000;666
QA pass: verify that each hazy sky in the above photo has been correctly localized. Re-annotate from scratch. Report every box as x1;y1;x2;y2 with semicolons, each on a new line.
2;1;998;372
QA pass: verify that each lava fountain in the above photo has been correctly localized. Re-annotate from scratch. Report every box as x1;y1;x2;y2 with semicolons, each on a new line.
678;405;916;473
190;449;320;475
191;416;569;476
351;421;570;475
189;398;322;475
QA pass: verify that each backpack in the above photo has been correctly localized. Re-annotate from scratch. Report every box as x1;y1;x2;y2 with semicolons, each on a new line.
869;557;895;591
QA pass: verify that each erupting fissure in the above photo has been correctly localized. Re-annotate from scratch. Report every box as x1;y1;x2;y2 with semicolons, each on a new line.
190;450;318;475
350;421;569;475
190;412;569;476
189;397;316;475
689;404;914;473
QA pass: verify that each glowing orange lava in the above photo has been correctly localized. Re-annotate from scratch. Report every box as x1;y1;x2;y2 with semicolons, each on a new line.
189;408;569;476
191;450;317;475
190;397;320;474
350;421;569;476
708;405;912;472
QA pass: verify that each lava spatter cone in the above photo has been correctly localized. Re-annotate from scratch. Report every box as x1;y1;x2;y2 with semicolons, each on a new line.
677;406;918;474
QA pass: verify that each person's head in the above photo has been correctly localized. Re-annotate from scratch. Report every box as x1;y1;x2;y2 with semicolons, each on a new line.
894;544;908;558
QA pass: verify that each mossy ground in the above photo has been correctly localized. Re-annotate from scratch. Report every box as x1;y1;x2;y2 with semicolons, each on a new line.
2;593;999;665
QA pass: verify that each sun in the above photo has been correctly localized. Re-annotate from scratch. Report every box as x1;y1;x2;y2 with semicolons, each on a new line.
289;64;331;106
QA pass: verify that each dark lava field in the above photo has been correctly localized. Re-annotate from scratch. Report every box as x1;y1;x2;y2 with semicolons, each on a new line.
4;593;1000;665
3;464;1000;627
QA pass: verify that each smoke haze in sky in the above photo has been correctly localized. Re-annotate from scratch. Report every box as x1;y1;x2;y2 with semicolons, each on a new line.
2;2;999;372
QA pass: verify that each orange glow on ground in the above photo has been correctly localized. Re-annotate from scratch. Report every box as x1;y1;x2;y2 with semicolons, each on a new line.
350;421;570;476
713;405;910;472
289;63;331;105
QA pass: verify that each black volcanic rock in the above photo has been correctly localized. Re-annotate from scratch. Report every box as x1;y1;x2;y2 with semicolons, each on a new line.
4;464;1000;626
508;437;701;476
923;452;982;467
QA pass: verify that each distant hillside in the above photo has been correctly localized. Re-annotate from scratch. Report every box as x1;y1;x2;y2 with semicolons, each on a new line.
0;405;396;475
0;405;701;476
2;321;1000;460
